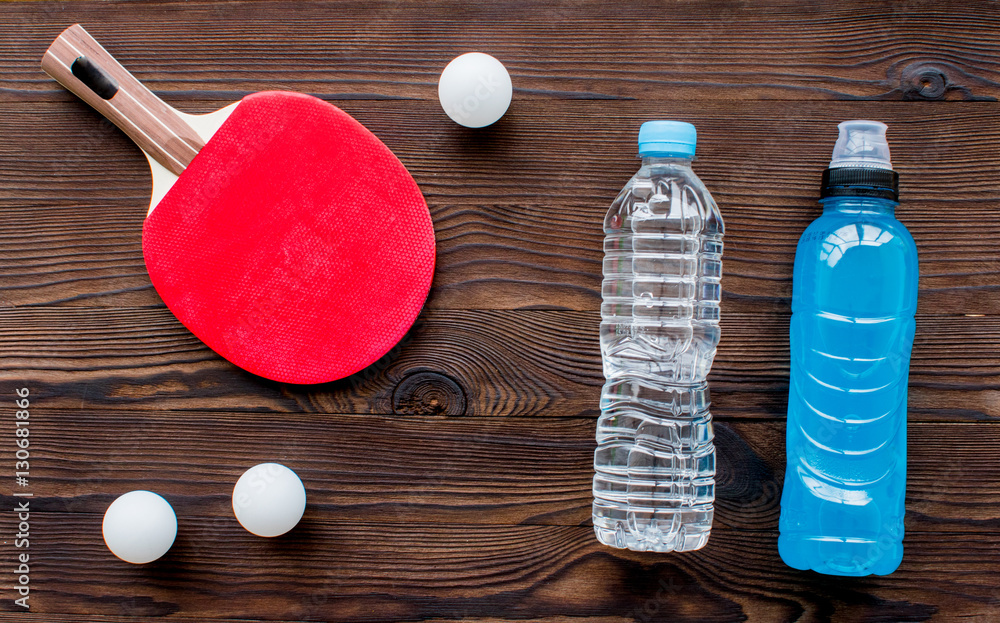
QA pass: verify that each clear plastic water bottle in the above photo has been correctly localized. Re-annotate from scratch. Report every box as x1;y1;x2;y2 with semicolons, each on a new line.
593;121;724;552
779;121;918;576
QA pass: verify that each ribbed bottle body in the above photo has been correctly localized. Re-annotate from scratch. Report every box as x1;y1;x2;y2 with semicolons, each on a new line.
779;197;918;576
594;158;723;552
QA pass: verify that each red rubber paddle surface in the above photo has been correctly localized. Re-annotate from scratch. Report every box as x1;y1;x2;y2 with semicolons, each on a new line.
142;92;435;384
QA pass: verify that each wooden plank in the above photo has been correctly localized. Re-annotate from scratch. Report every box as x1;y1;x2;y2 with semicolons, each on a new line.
1;514;997;621
3;100;1000;312
2;308;998;420
2;0;1000;102
7;409;999;533
0;617;322;623
1;3;997;621
6;101;1000;206
0;618;332;623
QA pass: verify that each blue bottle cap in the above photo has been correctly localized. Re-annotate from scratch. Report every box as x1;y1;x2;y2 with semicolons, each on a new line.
638;120;697;158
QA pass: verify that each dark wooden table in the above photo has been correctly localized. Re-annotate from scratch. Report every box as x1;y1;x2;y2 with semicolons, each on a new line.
2;1;999;621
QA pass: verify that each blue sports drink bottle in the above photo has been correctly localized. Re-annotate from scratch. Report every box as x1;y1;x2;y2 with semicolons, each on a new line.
778;121;918;576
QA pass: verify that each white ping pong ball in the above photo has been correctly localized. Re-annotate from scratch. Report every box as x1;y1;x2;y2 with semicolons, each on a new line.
438;52;513;128
102;490;177;564
232;463;306;537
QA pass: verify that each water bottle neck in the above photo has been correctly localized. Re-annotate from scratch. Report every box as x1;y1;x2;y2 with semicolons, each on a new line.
820;196;898;216
640;155;694;167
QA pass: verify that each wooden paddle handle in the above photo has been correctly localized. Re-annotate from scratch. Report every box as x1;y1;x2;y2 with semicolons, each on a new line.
41;24;205;176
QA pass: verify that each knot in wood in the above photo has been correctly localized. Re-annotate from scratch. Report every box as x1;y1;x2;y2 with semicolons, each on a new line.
901;63;948;100
392;371;467;415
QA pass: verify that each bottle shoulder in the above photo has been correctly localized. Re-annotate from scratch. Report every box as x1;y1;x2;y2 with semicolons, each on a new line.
802;207;912;230
793;209;918;317
797;210;917;256
605;166;723;236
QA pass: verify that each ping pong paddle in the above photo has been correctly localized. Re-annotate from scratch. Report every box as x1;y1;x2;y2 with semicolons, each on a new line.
42;24;435;384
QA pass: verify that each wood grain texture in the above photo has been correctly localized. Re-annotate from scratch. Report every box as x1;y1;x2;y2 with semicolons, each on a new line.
3;0;1000;102
2;515;999;621
4;410;998;534
3;100;1000;312
1;0;999;621
2;308;999;421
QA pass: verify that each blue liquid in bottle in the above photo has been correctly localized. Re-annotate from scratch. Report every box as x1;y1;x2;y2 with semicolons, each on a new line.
778;121;918;576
